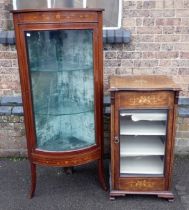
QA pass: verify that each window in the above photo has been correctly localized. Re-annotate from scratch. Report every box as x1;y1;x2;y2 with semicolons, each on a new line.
13;0;122;29
85;0;122;29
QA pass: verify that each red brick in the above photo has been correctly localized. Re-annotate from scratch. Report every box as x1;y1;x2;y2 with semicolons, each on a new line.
122;18;136;27
174;43;189;51
156;52;179;59
155;35;180;42
0;52;17;59
132;68;154;75
181;18;189;25
134;59;158;68
137;27;162;34
172;60;189;67
184;0;189;8
153;67;178;75
176;9;189;17
174;1;184;8
178;68;189;75
121;60;134;67
143;52;156;59
159;60;172;67
156;18;181;26
149;10;164;17
164;10;175;17
164;0;174;8
117;52;141;59
180;52;189;59
161;44;174;51
115;68;133;75
163;26;175;34
143;1;156;9
181;35;189;42
105;51;117;59
133;35;155;42
123;1;137;9
143;18;155;26
0;60;12;67
123;9;150;18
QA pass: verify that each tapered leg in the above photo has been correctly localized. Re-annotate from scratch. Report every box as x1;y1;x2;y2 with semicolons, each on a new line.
98;159;107;191
29;163;36;199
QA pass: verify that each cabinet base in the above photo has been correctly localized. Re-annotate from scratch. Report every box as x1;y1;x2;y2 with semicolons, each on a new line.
109;190;174;201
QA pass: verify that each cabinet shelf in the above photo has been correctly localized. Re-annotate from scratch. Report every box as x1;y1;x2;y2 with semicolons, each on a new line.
120;118;166;136
120;112;167;121
120;136;165;156
35;100;93;116
120;156;164;175
31;64;92;72
38;136;95;152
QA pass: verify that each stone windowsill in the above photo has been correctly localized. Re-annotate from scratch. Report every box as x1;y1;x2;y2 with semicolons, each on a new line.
0;29;131;45
0;96;189;117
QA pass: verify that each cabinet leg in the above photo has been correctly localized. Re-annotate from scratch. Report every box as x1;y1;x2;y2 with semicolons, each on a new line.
29;163;36;199
157;193;174;202
98;159;107;191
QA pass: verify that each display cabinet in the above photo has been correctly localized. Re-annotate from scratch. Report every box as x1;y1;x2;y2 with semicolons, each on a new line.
12;9;107;197
109;75;180;201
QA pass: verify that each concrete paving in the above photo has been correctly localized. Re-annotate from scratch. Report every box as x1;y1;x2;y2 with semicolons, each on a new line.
0;156;189;210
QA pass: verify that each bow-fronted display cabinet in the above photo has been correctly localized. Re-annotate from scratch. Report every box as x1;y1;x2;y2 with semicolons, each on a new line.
12;9;106;197
109;75;180;201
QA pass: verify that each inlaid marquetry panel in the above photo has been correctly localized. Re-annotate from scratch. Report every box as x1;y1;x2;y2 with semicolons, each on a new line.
118;179;165;191
117;91;174;108
16;11;98;24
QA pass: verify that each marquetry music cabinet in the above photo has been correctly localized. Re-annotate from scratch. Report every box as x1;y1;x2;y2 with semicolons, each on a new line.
109;75;181;201
12;8;107;197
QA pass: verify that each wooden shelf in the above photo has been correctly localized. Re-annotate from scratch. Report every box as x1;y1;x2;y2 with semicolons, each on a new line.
120;119;166;136
120;112;167;121
120;136;165;156
120;156;164;175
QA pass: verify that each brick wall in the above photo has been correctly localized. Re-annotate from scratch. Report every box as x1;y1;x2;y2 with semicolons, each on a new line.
104;0;189;97
0;0;189;156
0;0;20;96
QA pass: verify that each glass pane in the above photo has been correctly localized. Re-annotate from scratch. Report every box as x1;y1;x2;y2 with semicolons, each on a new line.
86;0;120;27
25;29;95;151
13;0;83;10
119;109;167;177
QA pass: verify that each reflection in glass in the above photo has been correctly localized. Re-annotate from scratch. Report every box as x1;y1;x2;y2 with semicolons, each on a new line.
86;0;120;27
13;0;83;10
119;109;167;177
25;29;95;151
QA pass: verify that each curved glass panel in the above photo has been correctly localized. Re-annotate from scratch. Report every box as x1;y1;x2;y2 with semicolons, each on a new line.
25;29;95;151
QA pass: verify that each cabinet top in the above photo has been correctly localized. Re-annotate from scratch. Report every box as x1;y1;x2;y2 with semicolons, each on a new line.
11;8;104;14
109;75;181;92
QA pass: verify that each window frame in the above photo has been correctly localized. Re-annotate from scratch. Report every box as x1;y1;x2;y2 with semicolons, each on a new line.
84;0;122;30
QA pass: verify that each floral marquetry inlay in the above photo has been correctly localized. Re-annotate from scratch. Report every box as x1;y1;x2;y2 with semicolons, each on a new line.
128;180;155;189
128;95;165;106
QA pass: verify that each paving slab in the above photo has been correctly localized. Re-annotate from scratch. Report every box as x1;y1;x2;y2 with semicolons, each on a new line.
0;156;188;210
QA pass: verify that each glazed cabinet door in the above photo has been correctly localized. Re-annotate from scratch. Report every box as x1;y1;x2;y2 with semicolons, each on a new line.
18;24;100;153
112;91;175;191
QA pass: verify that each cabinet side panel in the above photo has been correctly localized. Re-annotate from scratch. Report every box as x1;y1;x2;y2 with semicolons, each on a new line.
12;14;37;158
166;92;179;190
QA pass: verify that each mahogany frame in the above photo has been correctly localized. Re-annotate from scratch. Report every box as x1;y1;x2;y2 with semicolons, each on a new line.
12;9;107;198
109;76;181;201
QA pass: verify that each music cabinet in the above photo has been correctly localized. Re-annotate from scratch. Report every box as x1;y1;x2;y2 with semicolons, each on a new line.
109;75;180;201
12;8;107;197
